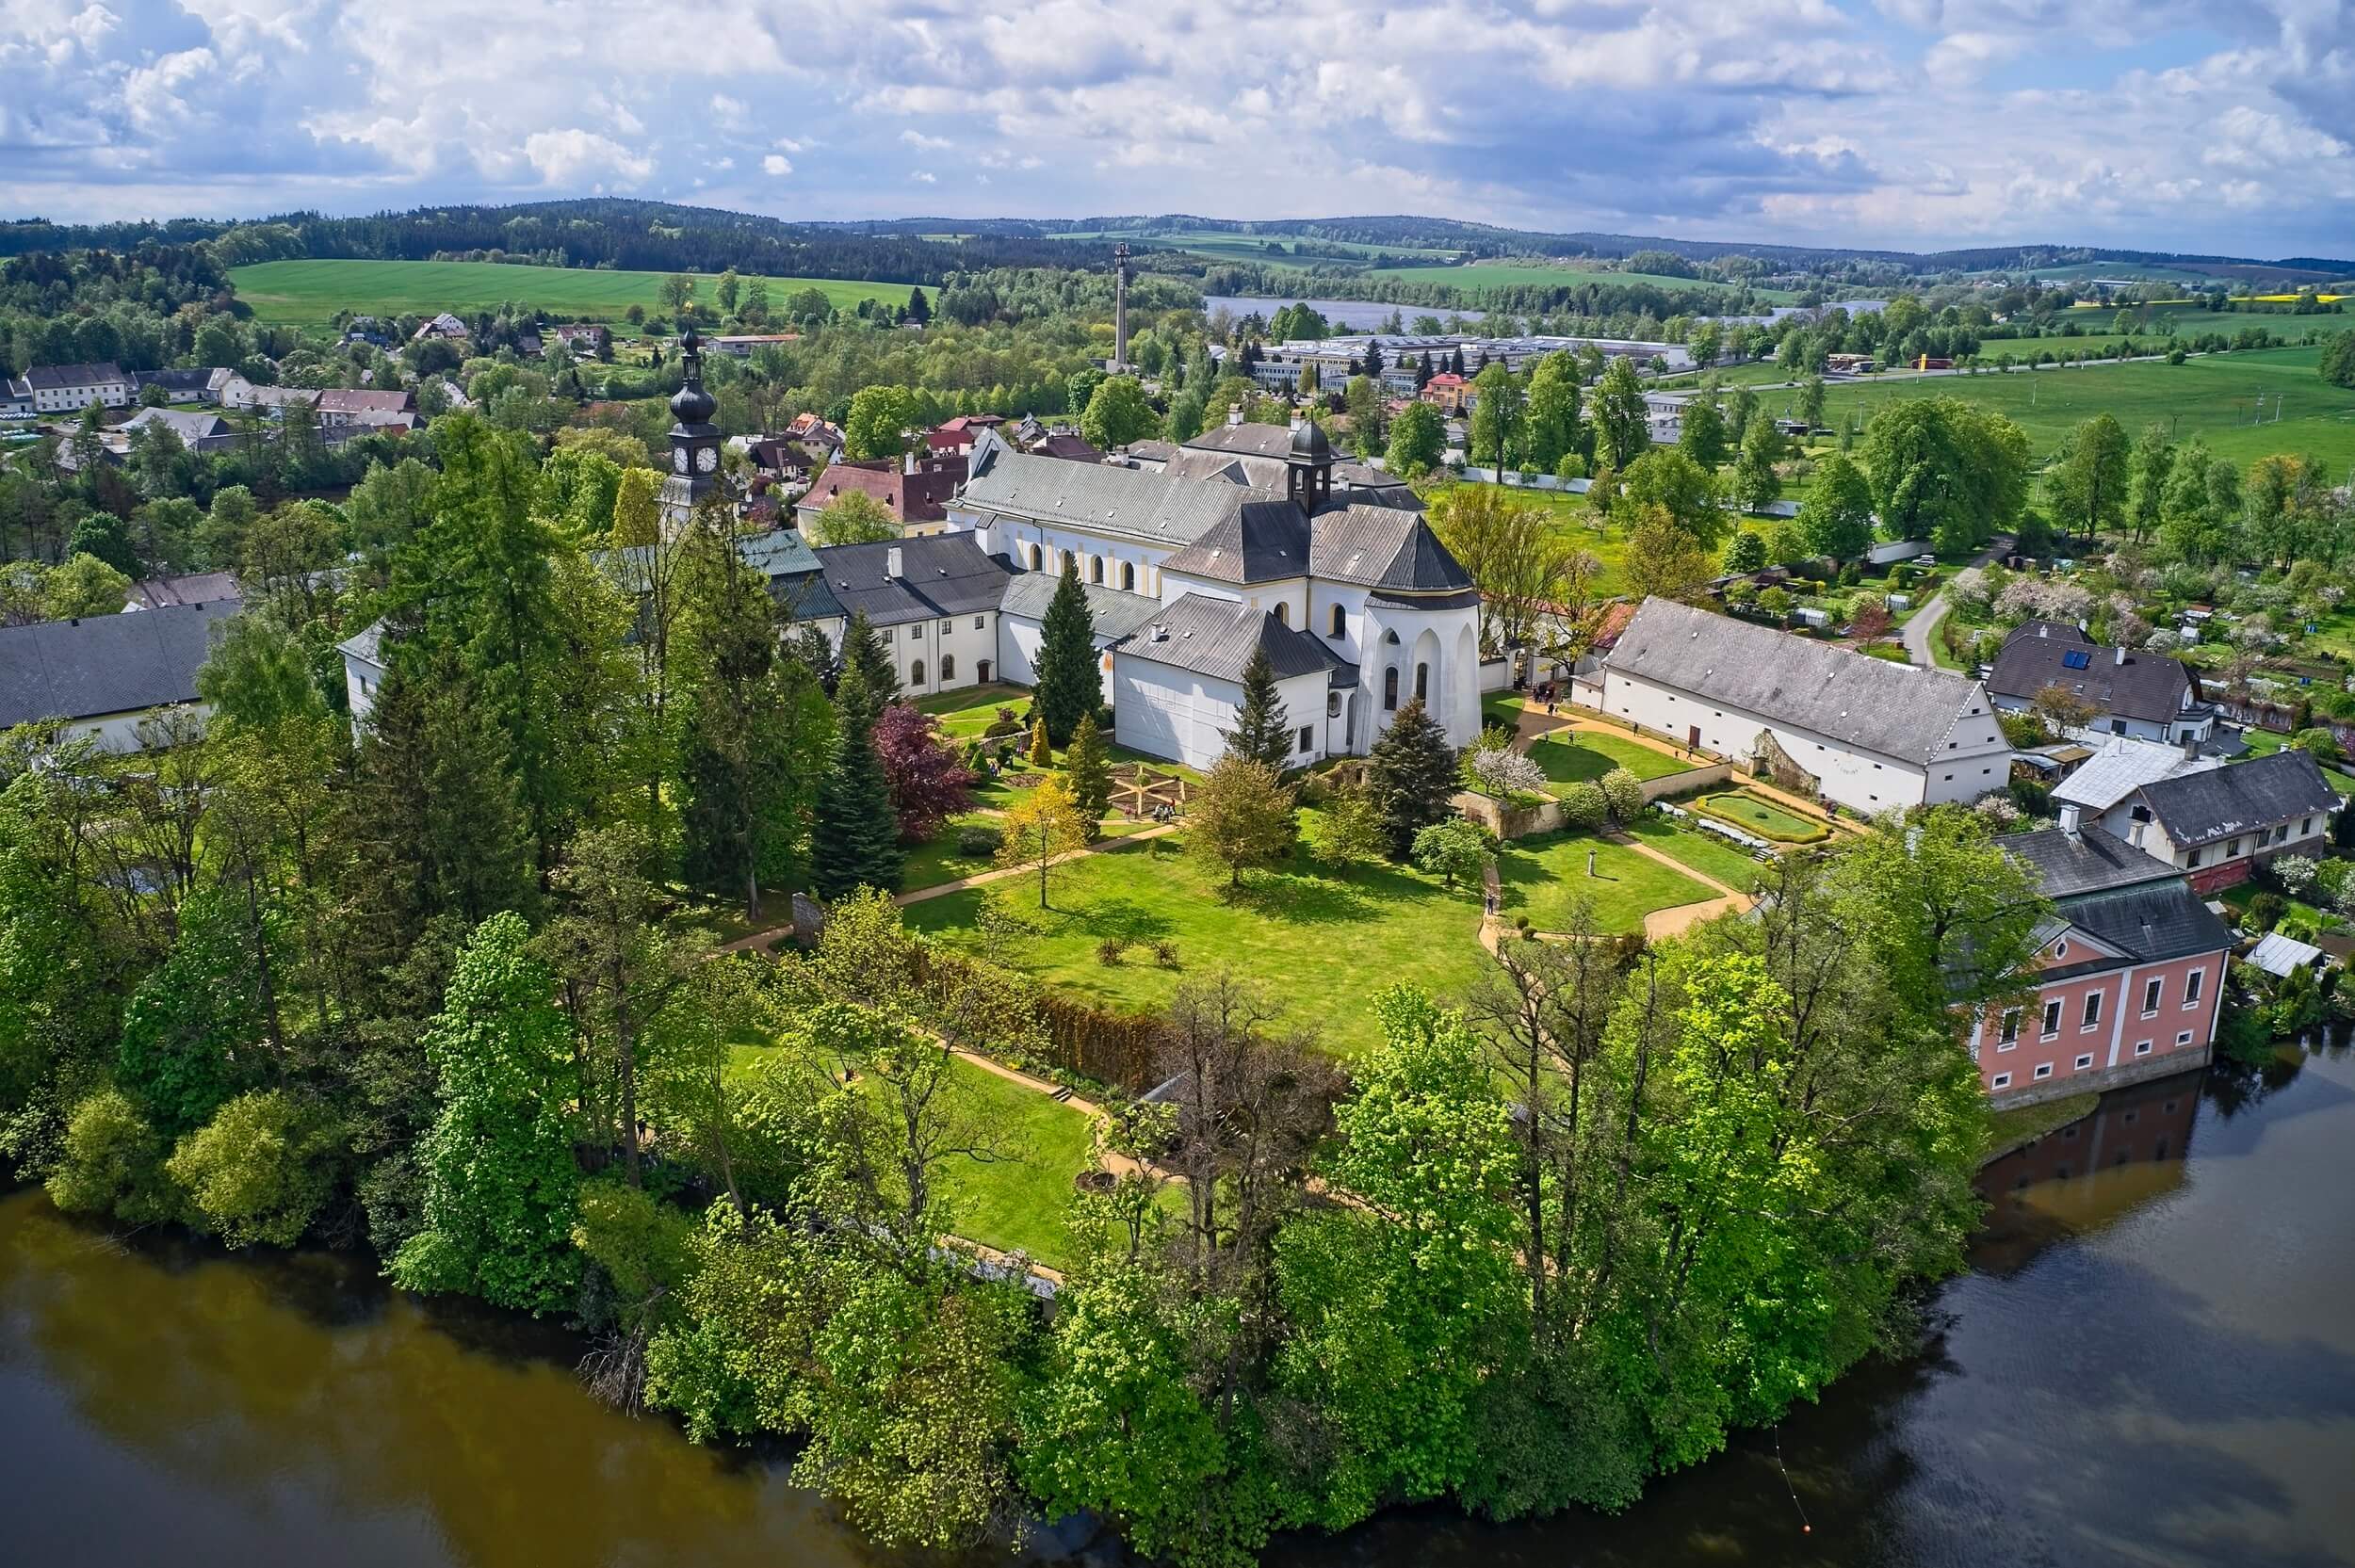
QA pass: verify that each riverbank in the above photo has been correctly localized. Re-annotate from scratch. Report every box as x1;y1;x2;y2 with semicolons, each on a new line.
9;1044;2352;1567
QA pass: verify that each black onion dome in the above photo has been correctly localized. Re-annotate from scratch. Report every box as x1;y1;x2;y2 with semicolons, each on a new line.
1289;418;1331;461
670;327;717;424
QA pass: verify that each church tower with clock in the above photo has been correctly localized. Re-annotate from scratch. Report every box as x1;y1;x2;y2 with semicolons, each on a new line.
658;325;724;531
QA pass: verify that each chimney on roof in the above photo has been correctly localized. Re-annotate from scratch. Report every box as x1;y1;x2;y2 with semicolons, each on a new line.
2059;801;2082;840
2037;623;2048;639
2114;644;2127;666
1226;404;1243;428
2129;819;2147;849
885;545;902;581
904;450;918;476
2182;730;2200;761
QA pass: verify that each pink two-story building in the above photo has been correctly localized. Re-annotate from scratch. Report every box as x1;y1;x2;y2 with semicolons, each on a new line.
1973;810;2234;1105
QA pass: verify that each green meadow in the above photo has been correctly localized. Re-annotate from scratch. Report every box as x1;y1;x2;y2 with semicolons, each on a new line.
228;258;907;330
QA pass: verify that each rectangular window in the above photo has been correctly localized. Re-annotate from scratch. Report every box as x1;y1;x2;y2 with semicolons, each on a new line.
2135;1041;2152;1057
2301;817;2314;836
1296;725;1312;754
1991;1073;2012;1090
2176;1030;2193;1046
2082;992;2103;1030
940;619;952;634
2143;977;2163;1015
2035;1063;2055;1080
879;628;894;645
2188;848;2203;867
1999;1007;2022;1044
2042;999;2062;1039
2184;969;2204;1007
2227;837;2242;857
2074;1053;2094;1071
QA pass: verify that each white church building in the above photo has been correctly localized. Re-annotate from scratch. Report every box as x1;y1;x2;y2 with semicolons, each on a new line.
947;422;1484;770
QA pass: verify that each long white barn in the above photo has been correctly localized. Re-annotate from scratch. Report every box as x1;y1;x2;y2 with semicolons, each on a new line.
1599;597;2014;816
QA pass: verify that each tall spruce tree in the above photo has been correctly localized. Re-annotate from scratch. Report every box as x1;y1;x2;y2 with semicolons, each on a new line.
839;608;901;710
1064;711;1113;839
810;663;903;900
1367;698;1459;857
1032;558;1099;746
1223;646;1293;769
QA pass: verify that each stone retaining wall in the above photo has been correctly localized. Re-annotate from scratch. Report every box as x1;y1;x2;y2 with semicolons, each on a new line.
1987;1043;2212;1110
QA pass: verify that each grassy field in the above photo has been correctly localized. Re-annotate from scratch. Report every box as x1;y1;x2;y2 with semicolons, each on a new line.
1054;228;1464;267
1815;348;2355;472
924;1054;1099;1269
903;827;1493;1056
1528;728;1693;787
228;259;906;330
1496;832;1714;932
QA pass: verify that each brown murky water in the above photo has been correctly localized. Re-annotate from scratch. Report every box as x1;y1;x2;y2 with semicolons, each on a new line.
7;1042;2353;1568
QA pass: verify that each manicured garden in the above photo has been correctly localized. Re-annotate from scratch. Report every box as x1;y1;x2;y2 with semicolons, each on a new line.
1691;789;1830;844
1528;727;1695;788
903;826;1495;1055
923;1055;1101;1270
1624;813;1771;893
1495;832;1717;933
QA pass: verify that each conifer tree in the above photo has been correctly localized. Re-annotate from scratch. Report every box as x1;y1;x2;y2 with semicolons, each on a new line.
840;608;901;713
1367;698;1459;857
811;664;903;900
1032;558;1099;745
1064;711;1113;839
1223;646;1293;769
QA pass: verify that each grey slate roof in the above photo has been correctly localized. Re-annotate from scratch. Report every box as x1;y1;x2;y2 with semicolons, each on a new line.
962;438;1267;549
129;570;242;610
129;367;219;395
17;362;125;392
1988;633;2195;724
1161;500;1473;592
0;600;239;727
2064;881;2236;967
121;407;232;444
998;574;1162;642
1182;421;1300;460
2006;823;2182;898
1163;442;1418;505
1113;592;1351;685
815;532;1012;627
1603;596;1996;766
2134;749;2338;848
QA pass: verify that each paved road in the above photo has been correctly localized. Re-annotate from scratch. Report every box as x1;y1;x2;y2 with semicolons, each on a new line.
1902;540;2008;669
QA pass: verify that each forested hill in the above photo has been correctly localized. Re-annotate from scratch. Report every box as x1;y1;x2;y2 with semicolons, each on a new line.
0;200;1081;283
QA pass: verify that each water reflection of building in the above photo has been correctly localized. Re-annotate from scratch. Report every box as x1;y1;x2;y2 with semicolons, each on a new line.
1972;1069;2203;1275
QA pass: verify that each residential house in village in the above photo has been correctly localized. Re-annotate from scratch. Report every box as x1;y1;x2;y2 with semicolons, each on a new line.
1420;371;1470;412
794;452;968;537
411;313;471;342
316;388;416;427
128;367;226;403
2073;747;2337;893
1598;596;2014;816
119;406;236;454
1973;815;2233;1104
0;599;240;751
1988;620;2214;745
6;362;133;414
808;535;1009;699
927;414;1006;456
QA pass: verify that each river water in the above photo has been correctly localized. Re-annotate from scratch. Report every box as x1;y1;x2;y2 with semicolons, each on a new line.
7;1043;2354;1568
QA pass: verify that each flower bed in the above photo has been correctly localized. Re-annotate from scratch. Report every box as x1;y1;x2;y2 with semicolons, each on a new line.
1690;790;1830;845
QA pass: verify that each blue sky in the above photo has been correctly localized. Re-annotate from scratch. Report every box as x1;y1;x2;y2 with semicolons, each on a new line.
3;0;2349;258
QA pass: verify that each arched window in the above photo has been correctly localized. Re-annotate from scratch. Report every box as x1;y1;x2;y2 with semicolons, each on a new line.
1274;602;1289;626
1090;556;1104;585
1383;667;1399;711
1330;604;1346;638
1415;662;1429;703
1025;542;1042;571
910;659;925;687
940;655;955;682
1120;561;1136;591
1383;628;1400;645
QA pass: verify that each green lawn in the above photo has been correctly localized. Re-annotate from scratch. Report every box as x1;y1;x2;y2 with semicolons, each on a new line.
1360;261;1799;304
901;811;1004;893
916;684;1032;741
1692;790;1831;844
924;1055;1100;1270
903;827;1493;1056
1815;348;2355;473
228;258;905;330
1528;728;1693;788
1624;813;1770;894
1496;832;1716;932
2234;726;2355;794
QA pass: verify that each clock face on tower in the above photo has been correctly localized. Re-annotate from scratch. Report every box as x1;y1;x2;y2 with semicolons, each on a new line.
672;446;689;474
695;445;719;474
